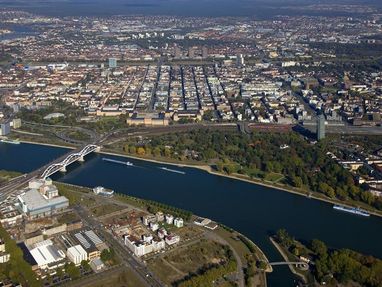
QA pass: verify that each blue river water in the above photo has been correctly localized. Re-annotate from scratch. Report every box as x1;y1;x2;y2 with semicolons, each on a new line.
1;142;382;286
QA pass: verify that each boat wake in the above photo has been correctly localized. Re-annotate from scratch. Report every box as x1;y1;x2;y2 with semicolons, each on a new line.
102;158;134;166
158;167;186;175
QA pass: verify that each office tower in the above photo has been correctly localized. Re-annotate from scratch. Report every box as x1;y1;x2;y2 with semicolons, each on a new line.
317;113;325;141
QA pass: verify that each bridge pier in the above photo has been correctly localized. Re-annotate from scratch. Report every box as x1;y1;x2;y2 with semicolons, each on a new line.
78;155;85;162
95;146;101;152
60;166;67;173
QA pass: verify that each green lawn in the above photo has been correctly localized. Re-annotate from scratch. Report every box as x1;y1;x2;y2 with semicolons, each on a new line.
264;172;284;182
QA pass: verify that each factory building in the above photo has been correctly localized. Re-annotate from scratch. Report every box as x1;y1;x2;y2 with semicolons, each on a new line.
29;240;66;270
17;179;69;219
67;245;88;265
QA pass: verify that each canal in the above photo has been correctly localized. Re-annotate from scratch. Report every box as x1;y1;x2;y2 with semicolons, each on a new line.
1;142;382;286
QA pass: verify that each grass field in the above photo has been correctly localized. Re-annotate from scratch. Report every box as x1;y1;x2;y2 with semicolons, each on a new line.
264;172;284;182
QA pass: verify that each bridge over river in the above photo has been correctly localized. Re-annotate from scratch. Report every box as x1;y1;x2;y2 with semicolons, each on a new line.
0;143;100;198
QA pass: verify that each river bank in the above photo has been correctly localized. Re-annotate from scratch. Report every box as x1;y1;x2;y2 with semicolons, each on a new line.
13;139;382;218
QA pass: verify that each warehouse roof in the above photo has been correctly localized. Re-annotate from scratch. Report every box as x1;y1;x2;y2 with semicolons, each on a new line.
29;240;65;267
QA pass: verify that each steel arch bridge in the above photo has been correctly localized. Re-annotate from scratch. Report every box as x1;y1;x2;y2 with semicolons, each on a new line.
40;144;99;179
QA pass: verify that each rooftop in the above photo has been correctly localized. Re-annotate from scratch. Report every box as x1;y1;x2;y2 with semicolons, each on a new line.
18;188;68;212
29;239;65;267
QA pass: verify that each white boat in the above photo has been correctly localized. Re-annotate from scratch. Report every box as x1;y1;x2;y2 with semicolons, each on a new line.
333;205;370;217
0;139;20;145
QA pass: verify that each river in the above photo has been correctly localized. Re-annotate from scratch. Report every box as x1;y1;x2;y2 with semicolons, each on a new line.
1;142;382;286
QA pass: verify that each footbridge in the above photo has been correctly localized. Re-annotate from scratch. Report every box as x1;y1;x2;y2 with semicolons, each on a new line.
40;144;100;179
270;261;309;271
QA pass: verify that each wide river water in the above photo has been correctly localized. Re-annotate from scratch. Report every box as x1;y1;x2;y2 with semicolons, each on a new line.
1;142;382;286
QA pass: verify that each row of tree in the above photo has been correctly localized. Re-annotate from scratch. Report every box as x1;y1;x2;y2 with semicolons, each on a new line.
117;193;193;221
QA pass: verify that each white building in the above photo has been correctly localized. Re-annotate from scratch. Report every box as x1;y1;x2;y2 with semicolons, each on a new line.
67;245;88;265
194;217;211;226
174;218;183;228
0;240;10;263
90;258;105;272
142;215;156;226
156;211;164;222
18;189;69;219
165;235;180;246
29;240;66;270
152;239;165;251
142;234;153;243
165;214;174;225
18;179;69;219
0;253;10;263
157;228;167;239
124;235;165;257
150;222;159;231
124;235;152;257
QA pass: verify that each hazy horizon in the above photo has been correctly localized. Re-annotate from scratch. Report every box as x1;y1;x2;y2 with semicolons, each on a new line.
1;0;381;17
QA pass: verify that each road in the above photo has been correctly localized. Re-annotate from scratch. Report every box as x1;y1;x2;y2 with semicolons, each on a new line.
73;204;164;287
